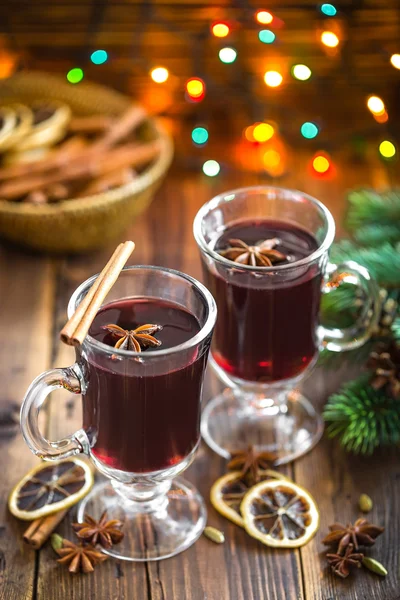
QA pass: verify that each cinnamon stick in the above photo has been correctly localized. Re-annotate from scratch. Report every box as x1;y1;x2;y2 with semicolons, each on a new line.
69;114;114;135
91;106;147;152
23;509;68;549
77;168;135;197
0;141;161;200
0;136;87;181
60;241;135;346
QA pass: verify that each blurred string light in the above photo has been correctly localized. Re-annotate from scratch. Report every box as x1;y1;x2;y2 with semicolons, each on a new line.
67;68;83;83
212;22;230;37
191;127;209;145
390;54;400;69
367;95;385;116
320;3;337;16
186;77;205;101
321;31;339;48
258;30;276;44
253;123;275;142
203;160;220;176
256;10;273;25
291;64;312;81
90;49;108;65
150;67;169;83
263;149;284;176
264;70;283;87
301;122;319;139
312;153;331;174
379;140;396;159
219;47;237;63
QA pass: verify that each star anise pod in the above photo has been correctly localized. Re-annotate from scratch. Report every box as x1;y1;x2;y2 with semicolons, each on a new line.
322;518;384;554
73;511;124;549
367;341;400;399
55;539;108;574
326;544;364;579
103;323;163;352
219;238;287;267
228;445;278;485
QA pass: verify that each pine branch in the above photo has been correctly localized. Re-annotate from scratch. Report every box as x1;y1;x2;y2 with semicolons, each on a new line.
346;189;400;231
323;374;400;454
352;224;400;247
330;241;400;288
320;282;361;329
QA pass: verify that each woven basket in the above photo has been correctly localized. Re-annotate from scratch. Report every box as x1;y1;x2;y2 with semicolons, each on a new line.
0;72;173;253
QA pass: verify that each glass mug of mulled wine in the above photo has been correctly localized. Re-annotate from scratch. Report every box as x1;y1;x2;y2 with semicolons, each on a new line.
20;266;216;561
194;186;380;464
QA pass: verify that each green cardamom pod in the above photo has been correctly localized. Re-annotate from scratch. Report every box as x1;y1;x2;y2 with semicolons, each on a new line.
359;493;373;513
362;557;387;576
203;526;225;544
51;533;64;552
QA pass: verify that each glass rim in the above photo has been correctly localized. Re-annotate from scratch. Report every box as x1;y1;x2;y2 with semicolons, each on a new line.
68;264;217;359
193;185;336;272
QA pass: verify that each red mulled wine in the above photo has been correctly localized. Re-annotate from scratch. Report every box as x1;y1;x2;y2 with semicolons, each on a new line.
202;219;321;382
83;297;207;473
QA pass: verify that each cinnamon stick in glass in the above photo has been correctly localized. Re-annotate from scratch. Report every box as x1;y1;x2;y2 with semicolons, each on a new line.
60;240;135;346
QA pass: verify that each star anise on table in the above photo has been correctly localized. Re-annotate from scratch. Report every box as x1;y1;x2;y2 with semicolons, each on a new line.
55;539;108;574
219;238;287;267
367;342;400;399
228;445;278;485
103;323;163;352
73;511;124;549
326;544;364;579
322;518;384;554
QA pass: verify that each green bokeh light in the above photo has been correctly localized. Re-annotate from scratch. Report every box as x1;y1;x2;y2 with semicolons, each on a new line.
258;30;276;44
301;122;319;139
91;50;108;65
320;3;337;16
219;47;237;64
67;68;84;84
192;127;209;145
203;160;220;177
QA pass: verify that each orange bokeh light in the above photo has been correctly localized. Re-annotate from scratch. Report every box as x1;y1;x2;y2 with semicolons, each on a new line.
312;155;331;174
212;23;230;38
256;10;273;25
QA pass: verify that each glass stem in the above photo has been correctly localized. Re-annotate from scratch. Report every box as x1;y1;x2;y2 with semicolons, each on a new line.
111;479;171;513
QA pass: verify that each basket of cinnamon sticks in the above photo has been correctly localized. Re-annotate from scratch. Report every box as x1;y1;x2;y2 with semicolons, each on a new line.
0;71;173;253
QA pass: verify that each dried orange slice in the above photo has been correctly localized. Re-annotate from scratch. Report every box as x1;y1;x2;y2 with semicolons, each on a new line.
241;479;320;548
210;470;289;527
8;458;94;521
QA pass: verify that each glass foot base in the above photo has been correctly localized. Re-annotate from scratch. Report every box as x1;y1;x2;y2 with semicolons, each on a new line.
77;477;207;562
201;388;324;465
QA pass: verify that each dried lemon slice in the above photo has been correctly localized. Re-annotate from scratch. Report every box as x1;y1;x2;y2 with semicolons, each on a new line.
210;470;289;527
8;458;94;521
241;479;320;548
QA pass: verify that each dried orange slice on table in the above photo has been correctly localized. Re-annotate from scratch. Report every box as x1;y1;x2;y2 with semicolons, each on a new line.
241;479;320;548
210;469;289;527
8;458;94;520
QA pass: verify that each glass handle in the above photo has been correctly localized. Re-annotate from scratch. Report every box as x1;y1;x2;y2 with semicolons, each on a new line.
20;364;90;461
320;260;381;352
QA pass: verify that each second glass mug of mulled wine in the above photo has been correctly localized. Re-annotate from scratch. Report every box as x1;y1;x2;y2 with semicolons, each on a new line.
193;186;381;464
20;265;216;561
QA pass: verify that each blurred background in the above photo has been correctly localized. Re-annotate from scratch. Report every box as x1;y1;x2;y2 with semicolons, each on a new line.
0;0;400;252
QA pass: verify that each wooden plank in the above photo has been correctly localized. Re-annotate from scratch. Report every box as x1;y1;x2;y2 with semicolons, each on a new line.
0;248;55;600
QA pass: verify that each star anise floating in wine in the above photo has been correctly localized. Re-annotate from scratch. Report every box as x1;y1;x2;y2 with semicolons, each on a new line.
55;539;108;574
73;510;124;549
219;238;287;267
228;445;278;485
103;323;163;352
326;544;364;579
322;518;384;554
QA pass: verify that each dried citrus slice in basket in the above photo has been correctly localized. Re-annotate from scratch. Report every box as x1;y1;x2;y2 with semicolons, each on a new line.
241;479;320;548
210;470;289;527
8;458;94;521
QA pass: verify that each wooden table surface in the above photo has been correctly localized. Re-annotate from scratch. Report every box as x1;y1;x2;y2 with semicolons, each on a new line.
1;154;399;600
